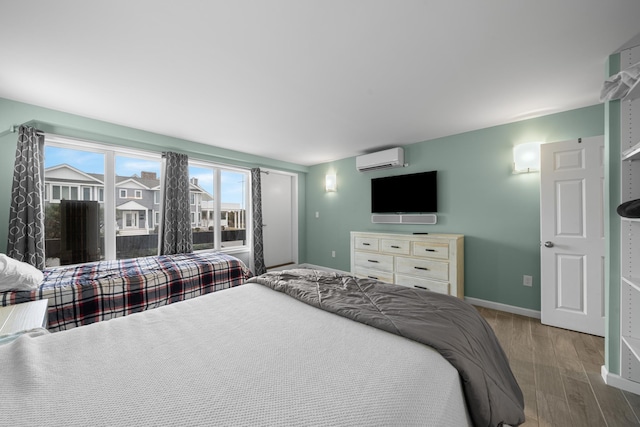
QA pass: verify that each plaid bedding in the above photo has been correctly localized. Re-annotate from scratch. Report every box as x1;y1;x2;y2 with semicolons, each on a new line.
0;252;252;332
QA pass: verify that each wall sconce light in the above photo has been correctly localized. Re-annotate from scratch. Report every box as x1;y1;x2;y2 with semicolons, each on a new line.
513;142;542;173
325;174;337;192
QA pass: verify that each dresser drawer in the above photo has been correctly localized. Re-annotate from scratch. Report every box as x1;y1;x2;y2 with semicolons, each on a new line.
354;267;394;283
395;274;450;295
412;242;449;260
395;256;449;281
354;251;394;272
351;231;463;298
381;239;410;255
354;236;379;251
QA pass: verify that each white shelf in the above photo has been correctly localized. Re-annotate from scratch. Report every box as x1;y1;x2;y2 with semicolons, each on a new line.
622;140;640;161
621;216;640;223
623;276;640;292
622;336;640;363
618;43;640;389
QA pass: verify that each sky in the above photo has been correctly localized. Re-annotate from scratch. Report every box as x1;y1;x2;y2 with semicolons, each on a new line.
45;145;246;207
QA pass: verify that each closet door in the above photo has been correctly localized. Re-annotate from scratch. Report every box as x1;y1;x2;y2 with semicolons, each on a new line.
261;171;297;269
540;136;605;336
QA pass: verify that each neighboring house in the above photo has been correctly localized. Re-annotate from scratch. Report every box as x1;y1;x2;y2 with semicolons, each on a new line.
43;164;244;235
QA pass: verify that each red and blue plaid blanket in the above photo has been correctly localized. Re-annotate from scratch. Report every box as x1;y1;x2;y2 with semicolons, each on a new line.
1;252;252;331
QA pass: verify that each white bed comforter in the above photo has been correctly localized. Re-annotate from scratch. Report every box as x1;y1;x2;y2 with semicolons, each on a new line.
0;283;471;427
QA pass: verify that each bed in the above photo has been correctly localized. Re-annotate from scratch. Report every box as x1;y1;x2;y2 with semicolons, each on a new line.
0;268;524;427
0;251;251;332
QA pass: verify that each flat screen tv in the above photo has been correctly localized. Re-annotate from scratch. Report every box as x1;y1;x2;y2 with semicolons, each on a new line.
371;171;437;213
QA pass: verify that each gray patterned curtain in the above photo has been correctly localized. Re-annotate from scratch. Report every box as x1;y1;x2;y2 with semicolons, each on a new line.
159;152;193;255
7;126;46;269
251;168;267;275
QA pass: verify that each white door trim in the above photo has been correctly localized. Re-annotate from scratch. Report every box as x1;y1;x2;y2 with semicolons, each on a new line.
259;168;298;269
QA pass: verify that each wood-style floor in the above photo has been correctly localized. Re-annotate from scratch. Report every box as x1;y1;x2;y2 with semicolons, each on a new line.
475;306;640;427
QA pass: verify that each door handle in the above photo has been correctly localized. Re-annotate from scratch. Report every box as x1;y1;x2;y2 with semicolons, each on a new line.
544;241;554;248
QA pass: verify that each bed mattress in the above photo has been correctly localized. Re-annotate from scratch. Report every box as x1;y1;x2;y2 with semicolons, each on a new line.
0;251;250;331
0;283;471;427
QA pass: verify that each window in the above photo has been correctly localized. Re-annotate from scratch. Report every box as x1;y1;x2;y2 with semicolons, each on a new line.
189;163;249;251
115;155;161;259
49;185;80;202
43;137;251;267
44;144;105;267
82;187;92;201
220;170;248;249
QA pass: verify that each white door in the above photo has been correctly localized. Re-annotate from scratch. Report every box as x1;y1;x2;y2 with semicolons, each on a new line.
540;136;605;336
261;171;296;269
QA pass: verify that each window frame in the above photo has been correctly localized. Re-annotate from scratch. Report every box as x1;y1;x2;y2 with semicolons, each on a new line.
82;186;92;201
49;183;81;202
44;136;252;264
188;160;251;253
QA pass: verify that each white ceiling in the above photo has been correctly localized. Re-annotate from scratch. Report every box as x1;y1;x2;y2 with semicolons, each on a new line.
1;1;639;166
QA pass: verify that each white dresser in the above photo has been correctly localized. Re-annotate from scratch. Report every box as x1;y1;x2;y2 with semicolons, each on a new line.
350;232;464;298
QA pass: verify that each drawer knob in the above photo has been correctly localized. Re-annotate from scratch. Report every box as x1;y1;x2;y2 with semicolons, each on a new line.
424;249;436;252
363;243;370;246
368;259;379;263
414;266;429;271
368;276;378;279
414;285;429;290
391;245;400;249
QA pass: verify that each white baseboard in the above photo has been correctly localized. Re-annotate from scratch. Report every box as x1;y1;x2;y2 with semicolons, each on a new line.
296;263;351;274
464;297;541;319
267;263;350;275
601;365;640;395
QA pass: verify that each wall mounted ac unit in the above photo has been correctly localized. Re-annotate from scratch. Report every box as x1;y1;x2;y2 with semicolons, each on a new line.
356;147;405;172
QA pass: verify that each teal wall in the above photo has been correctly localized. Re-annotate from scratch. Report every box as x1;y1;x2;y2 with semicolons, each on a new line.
0;97;309;260
604;54;622;375
0;97;608;314
306;105;605;311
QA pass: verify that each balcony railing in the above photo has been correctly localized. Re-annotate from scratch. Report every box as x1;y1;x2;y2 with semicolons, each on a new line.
45;229;247;266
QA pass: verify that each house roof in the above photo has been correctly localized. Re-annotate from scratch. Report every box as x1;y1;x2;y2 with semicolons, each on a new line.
116;201;148;211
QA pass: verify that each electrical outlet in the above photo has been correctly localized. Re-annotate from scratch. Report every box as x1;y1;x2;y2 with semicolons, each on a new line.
523;275;533;287
315;211;319;218
331;251;336;258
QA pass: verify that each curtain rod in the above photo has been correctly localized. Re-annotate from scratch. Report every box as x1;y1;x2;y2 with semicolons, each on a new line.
0;121;43;139
0;119;309;173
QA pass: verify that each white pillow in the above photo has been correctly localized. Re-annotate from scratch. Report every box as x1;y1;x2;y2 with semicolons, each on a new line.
0;254;44;292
